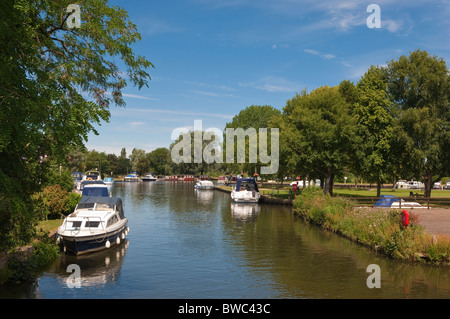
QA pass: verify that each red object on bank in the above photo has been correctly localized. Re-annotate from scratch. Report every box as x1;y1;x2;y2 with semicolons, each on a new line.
401;210;409;227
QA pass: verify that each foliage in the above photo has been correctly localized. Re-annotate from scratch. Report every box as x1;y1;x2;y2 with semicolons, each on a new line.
387;49;450;197
32;182;81;220
4;242;60;284
147;148;173;175
349;66;394;197
41;167;75;192
281;86;356;195
224;105;281;176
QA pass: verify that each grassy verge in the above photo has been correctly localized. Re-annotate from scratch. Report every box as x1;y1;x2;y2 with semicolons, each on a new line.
293;188;450;264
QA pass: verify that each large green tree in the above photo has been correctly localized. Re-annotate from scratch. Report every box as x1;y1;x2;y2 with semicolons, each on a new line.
387;50;450;197
147;148;172;176
349;66;394;197
224;105;281;177
282;86;356;195
0;0;152;250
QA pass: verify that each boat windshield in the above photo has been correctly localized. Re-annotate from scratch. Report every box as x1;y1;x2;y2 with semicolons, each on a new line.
237;180;258;192
77;202;114;211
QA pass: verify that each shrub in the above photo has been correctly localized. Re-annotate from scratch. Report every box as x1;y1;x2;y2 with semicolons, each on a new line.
32;184;78;219
5;242;60;284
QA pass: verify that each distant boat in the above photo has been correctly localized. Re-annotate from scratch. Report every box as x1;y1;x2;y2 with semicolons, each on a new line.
194;180;215;190
103;177;115;185
83;170;101;181
57;196;129;255
142;174;157;182
124;172;140;182
231;178;260;203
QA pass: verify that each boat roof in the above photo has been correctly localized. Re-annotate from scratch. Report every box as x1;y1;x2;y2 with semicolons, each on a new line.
235;178;259;192
76;196;124;218
78;196;121;206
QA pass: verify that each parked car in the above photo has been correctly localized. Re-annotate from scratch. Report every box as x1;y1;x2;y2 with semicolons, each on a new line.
433;182;442;189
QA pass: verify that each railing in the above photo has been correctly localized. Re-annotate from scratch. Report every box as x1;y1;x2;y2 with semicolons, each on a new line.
336;196;450;209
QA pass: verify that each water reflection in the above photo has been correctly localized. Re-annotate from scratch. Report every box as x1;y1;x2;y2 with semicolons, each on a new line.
52;239;129;289
230;203;260;221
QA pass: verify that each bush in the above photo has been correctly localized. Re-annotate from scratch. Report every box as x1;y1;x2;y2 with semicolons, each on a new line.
32;185;81;219
4;242;60;284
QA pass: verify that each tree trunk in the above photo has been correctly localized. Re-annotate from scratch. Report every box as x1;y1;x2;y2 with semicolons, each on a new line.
324;167;335;196
377;180;382;198
423;171;433;198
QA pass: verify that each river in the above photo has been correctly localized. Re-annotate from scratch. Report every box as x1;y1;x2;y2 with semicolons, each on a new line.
1;181;450;299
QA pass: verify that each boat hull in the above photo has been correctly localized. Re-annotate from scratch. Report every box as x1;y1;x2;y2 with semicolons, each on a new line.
232;198;260;203
58;223;128;256
231;191;260;203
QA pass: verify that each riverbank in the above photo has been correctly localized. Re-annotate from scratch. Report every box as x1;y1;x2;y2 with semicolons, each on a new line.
293;188;450;264
0;221;60;285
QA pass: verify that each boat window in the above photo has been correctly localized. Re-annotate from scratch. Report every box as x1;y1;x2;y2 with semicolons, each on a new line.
85;221;100;228
107;215;118;227
71;221;82;228
96;203;113;210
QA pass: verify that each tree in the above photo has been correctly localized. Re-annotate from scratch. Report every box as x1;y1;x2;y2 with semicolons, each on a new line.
147;148;172;176
387;50;450;197
224;105;281;177
349;66;394;197
0;0;152;250
282;86;356;195
117;148;131;174
170;130;220;175
130;148;149;175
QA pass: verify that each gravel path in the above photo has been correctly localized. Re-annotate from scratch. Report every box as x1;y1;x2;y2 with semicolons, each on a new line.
413;208;450;237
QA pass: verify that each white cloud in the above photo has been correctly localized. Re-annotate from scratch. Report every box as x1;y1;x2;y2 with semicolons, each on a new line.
304;49;336;60
128;121;145;127
122;93;159;101
239;76;301;93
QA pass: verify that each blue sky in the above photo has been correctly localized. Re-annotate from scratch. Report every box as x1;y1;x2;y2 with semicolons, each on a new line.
85;0;450;155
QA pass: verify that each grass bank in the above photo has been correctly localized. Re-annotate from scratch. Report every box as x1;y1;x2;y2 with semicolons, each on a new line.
293;188;450;264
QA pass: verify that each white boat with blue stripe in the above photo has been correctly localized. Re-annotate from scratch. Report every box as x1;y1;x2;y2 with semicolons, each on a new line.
57;196;129;255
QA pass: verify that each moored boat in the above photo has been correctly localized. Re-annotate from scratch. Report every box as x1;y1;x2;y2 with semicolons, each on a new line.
194;180;215;190
124;172;140;182
81;181;110;197
57;196;129;255
230;178;260;203
142;174;157;182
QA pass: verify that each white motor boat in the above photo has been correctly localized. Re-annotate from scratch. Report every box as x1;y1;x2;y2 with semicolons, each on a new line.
142;174;157;182
231;178;260;203
57;196;129;255
194;180;215;190
124;172;140;182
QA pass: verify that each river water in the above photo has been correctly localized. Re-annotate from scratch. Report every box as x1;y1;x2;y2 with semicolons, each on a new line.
1;182;450;299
